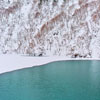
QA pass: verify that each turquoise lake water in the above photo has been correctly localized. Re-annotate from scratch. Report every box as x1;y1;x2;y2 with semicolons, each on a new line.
0;61;100;100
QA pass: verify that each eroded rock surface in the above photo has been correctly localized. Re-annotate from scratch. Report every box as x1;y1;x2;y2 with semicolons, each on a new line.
0;0;100;57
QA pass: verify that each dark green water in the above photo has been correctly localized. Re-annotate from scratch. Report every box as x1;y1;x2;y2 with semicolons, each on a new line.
0;61;100;100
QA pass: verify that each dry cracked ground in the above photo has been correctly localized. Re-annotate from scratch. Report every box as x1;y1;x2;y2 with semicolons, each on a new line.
0;0;100;58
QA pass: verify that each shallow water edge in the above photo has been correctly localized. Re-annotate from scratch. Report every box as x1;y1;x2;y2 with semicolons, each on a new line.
0;55;100;75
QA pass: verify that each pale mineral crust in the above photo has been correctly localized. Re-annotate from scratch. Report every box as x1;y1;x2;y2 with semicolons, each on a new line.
0;0;100;58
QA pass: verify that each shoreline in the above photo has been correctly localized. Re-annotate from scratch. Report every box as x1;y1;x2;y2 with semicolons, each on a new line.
0;54;100;75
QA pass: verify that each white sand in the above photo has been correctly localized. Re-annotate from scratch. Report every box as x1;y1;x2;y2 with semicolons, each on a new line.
0;54;100;74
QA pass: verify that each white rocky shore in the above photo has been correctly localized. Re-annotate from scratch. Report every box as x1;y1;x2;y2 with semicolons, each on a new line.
0;54;100;74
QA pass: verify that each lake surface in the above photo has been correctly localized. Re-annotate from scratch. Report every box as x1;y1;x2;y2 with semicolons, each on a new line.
0;60;100;100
